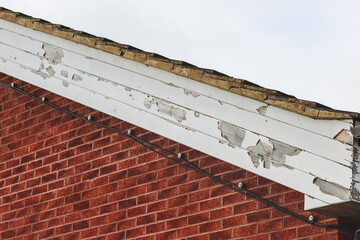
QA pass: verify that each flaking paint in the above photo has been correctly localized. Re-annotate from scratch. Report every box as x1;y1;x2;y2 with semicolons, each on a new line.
217;121;245;148
247;140;300;169
42;43;64;64
313;178;350;200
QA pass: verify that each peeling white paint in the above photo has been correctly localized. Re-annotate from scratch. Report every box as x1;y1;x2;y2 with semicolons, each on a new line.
60;70;68;78
39;62;44;70
184;89;200;98
0;20;356;211
29;69;49;79
46;66;55;75
218;121;245;148
42;43;64;64
256;105;267;115
156;101;186;122
143;97;153;109
313;178;350;200
143;96;187;122
247;140;273;168
247;140;300;169
72;74;82;81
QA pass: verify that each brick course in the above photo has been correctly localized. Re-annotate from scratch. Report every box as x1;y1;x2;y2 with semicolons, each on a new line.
0;73;356;239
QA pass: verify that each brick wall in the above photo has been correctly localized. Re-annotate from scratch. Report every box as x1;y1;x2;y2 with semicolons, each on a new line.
0;74;355;239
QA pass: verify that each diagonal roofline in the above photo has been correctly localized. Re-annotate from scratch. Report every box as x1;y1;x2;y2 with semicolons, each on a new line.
0;6;358;119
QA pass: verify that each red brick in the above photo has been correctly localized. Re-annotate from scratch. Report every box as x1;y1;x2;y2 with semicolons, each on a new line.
146;222;166;234
188;212;209;225
158;186;177;200
233;224;257;238
223;215;245;228
297;225;324;238
128;206;146;217
155;230;176;240
284;191;304;203
199;220;222;233
147;200;166;213
210;229;232;240
234;201;257;215
246;209;270;223
177;225;198;238
223;192;246;205
157;208;177;221
99;223;117;234
137;214;156;225
168;195;188;208
74;200;90;211
258;218;283;232
81;228;99;238
138;193;156;205
158;166;177;179
119;198;137;210
73;220;89;230
90;195;108;207
90;215;108;227
200;198;221;211
189;189;210;203
0;78;347;240
270;228;296;240
126;226;145;238
108;232;125;240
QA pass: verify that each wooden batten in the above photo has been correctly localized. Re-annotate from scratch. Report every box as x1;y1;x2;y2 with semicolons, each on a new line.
0;18;359;219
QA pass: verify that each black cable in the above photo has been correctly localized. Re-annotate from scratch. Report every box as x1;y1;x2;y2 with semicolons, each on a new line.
1;81;357;229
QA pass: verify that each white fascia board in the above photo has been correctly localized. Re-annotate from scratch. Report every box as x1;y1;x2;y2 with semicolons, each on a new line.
0;19;356;212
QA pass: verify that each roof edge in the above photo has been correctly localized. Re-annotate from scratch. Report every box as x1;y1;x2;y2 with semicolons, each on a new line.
0;6;358;120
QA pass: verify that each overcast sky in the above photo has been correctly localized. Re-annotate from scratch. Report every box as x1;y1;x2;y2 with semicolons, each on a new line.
1;0;359;113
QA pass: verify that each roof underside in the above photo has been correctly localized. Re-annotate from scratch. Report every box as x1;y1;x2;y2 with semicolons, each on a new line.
0;7;358;120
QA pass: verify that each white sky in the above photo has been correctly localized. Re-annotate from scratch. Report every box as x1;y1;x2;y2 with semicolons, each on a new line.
1;0;359;113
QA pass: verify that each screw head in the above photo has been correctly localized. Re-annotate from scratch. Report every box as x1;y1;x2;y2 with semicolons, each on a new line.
308;215;314;222
238;182;243;189
87;115;92;121
177;153;182;159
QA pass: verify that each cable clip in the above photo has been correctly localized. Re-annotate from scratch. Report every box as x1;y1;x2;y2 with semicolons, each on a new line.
10;83;15;88
177;153;183;159
238;182;244;189
127;130;132;136
308;215;315;222
41;97;46;102
87;115;92;121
